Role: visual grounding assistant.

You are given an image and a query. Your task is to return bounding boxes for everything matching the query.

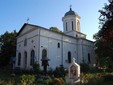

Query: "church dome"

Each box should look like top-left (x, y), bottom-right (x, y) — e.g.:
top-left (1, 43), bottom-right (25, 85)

top-left (64, 8), bottom-right (78, 17)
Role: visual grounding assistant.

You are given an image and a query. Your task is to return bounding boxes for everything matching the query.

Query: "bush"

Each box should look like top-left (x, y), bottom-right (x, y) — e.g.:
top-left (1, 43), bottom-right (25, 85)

top-left (47, 68), bottom-right (53, 77)
top-left (80, 63), bottom-right (90, 73)
top-left (53, 78), bottom-right (65, 85)
top-left (13, 67), bottom-right (22, 75)
top-left (20, 75), bottom-right (35, 85)
top-left (13, 67), bottom-right (36, 75)
top-left (33, 63), bottom-right (40, 74)
top-left (81, 73), bottom-right (103, 85)
top-left (103, 74), bottom-right (113, 81)
top-left (0, 79), bottom-right (14, 85)
top-left (53, 65), bottom-right (66, 77)
top-left (106, 68), bottom-right (113, 72)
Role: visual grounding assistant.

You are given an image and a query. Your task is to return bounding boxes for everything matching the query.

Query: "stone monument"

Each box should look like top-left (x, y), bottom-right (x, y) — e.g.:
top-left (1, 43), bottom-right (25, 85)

top-left (69, 58), bottom-right (80, 80)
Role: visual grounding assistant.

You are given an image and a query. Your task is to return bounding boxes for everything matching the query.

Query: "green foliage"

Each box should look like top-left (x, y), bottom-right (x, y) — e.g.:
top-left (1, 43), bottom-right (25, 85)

top-left (81, 73), bottom-right (113, 85)
top-left (33, 63), bottom-right (40, 74)
top-left (53, 78), bottom-right (65, 85)
top-left (47, 68), bottom-right (53, 77)
top-left (20, 75), bottom-right (35, 85)
top-left (0, 31), bottom-right (17, 67)
top-left (53, 65), bottom-right (66, 77)
top-left (103, 74), bottom-right (113, 81)
top-left (36, 77), bottom-right (65, 85)
top-left (80, 63), bottom-right (90, 73)
top-left (49, 27), bottom-right (62, 33)
top-left (94, 1), bottom-right (113, 68)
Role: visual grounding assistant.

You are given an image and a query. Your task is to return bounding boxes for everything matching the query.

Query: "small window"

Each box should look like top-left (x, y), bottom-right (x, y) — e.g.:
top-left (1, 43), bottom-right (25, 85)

top-left (68, 51), bottom-right (71, 63)
top-left (30, 50), bottom-right (35, 66)
top-left (42, 49), bottom-right (47, 60)
top-left (24, 38), bottom-right (27, 46)
top-left (58, 43), bottom-right (60, 48)
top-left (24, 51), bottom-right (27, 68)
top-left (88, 53), bottom-right (91, 63)
top-left (18, 53), bottom-right (21, 66)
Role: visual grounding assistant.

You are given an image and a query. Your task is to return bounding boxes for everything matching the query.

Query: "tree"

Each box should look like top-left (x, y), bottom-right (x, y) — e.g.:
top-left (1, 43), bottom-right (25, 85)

top-left (0, 30), bottom-right (17, 67)
top-left (49, 27), bottom-right (62, 33)
top-left (94, 1), bottom-right (113, 68)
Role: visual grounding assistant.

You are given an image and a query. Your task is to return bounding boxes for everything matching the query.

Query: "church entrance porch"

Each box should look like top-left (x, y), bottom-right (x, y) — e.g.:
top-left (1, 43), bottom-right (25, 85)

top-left (41, 59), bottom-right (49, 75)
top-left (41, 49), bottom-right (49, 75)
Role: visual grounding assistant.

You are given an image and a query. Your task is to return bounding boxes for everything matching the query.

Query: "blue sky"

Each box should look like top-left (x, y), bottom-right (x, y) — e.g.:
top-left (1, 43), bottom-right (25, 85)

top-left (0, 0), bottom-right (108, 41)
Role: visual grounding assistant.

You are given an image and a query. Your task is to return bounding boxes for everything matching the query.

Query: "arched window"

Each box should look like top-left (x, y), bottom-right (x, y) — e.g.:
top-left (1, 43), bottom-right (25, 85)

top-left (68, 51), bottom-right (71, 63)
top-left (77, 21), bottom-right (80, 31)
top-left (66, 22), bottom-right (67, 31)
top-left (24, 51), bottom-right (27, 68)
top-left (42, 49), bottom-right (47, 60)
top-left (58, 42), bottom-right (60, 48)
top-left (88, 53), bottom-right (91, 63)
top-left (18, 53), bottom-right (21, 66)
top-left (72, 21), bottom-right (74, 30)
top-left (30, 50), bottom-right (35, 66)
top-left (24, 38), bottom-right (27, 46)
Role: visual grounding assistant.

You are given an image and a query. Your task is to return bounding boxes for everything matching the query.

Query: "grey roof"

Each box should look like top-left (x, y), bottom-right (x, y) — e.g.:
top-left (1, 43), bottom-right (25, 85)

top-left (64, 8), bottom-right (79, 17)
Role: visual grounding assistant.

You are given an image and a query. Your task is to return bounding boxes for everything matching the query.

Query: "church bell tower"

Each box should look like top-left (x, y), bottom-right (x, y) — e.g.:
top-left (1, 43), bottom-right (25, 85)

top-left (62, 6), bottom-right (86, 38)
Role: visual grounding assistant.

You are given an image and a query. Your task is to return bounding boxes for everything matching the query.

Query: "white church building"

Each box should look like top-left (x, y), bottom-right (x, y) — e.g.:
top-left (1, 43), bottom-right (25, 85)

top-left (15, 8), bottom-right (96, 70)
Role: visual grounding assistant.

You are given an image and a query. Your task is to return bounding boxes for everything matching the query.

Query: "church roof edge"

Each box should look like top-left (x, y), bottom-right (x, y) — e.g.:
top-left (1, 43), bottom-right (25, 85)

top-left (17, 23), bottom-right (94, 43)
top-left (16, 23), bottom-right (49, 37)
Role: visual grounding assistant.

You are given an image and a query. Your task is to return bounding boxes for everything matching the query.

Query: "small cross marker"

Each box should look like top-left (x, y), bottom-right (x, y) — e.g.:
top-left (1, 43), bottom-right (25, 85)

top-left (70, 5), bottom-right (72, 8)
top-left (26, 18), bottom-right (30, 23)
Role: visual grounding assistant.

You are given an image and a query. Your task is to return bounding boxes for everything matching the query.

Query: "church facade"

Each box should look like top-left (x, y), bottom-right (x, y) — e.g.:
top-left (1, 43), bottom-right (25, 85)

top-left (15, 8), bottom-right (96, 70)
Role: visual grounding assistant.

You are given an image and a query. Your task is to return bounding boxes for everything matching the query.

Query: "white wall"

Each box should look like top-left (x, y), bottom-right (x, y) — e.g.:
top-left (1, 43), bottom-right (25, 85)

top-left (16, 25), bottom-right (39, 69)
top-left (77, 39), bottom-right (96, 66)
top-left (16, 24), bottom-right (96, 70)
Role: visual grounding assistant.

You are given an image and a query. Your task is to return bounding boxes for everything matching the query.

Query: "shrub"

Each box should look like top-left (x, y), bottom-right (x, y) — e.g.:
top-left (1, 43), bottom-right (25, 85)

top-left (53, 65), bottom-right (66, 77)
top-left (20, 75), bottom-right (35, 85)
top-left (46, 78), bottom-right (53, 85)
top-left (13, 67), bottom-right (22, 75)
top-left (21, 69), bottom-right (34, 75)
top-left (54, 78), bottom-right (65, 85)
top-left (81, 73), bottom-right (104, 84)
top-left (103, 74), bottom-right (113, 81)
top-left (80, 63), bottom-right (90, 73)
top-left (33, 63), bottom-right (40, 74)
top-left (0, 79), bottom-right (16, 85)
top-left (106, 68), bottom-right (113, 72)
top-left (47, 68), bottom-right (53, 77)
top-left (82, 73), bottom-right (93, 83)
